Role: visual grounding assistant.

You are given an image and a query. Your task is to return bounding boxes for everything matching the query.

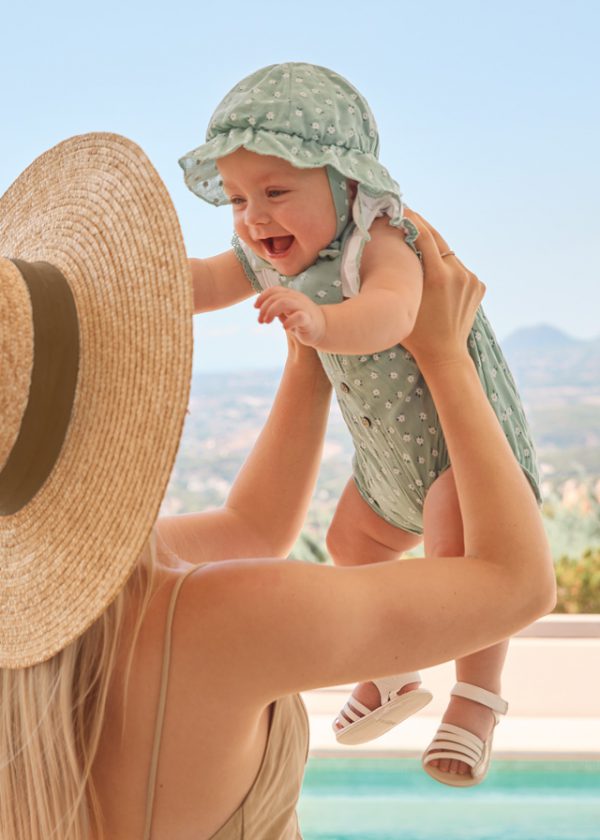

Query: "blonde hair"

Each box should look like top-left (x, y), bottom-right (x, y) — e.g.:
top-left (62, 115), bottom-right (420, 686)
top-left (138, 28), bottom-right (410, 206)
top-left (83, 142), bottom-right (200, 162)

top-left (0, 526), bottom-right (165, 840)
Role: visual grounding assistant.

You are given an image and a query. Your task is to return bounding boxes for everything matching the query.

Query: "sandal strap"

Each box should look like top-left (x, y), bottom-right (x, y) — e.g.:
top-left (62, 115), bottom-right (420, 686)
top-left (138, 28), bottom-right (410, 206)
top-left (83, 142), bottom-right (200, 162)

top-left (337, 697), bottom-right (372, 725)
top-left (451, 681), bottom-right (508, 722)
top-left (371, 672), bottom-right (421, 704)
top-left (424, 749), bottom-right (479, 768)
top-left (432, 722), bottom-right (484, 751)
top-left (423, 722), bottom-right (485, 767)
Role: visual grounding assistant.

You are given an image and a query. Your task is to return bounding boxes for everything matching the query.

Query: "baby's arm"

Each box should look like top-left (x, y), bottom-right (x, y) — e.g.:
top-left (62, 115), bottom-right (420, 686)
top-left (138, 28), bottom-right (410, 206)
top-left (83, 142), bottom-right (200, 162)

top-left (190, 249), bottom-right (254, 314)
top-left (255, 218), bottom-right (423, 353)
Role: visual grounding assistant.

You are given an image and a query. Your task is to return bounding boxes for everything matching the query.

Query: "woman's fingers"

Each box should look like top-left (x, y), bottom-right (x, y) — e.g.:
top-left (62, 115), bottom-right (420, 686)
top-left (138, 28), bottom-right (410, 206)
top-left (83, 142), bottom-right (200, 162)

top-left (282, 311), bottom-right (310, 332)
top-left (404, 212), bottom-right (448, 278)
top-left (404, 207), bottom-right (452, 256)
top-left (404, 207), bottom-right (475, 277)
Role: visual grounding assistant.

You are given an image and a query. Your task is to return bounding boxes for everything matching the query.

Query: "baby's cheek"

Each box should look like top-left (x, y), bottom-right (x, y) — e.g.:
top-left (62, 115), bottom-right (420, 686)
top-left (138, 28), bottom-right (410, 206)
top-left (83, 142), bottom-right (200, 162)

top-left (234, 223), bottom-right (255, 252)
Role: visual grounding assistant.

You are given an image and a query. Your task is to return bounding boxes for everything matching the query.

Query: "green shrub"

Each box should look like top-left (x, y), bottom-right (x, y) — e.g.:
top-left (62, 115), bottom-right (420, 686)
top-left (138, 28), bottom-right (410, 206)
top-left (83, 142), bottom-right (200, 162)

top-left (554, 548), bottom-right (600, 613)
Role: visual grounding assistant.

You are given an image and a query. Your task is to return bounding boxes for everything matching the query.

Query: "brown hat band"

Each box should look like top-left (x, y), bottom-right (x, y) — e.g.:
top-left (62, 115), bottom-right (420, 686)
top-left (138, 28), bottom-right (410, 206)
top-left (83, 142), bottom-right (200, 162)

top-left (0, 261), bottom-right (79, 516)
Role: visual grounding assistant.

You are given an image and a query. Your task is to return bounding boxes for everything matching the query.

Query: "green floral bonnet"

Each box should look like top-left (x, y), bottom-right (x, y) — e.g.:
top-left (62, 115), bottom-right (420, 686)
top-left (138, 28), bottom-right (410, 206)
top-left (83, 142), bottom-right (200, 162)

top-left (179, 62), bottom-right (415, 242)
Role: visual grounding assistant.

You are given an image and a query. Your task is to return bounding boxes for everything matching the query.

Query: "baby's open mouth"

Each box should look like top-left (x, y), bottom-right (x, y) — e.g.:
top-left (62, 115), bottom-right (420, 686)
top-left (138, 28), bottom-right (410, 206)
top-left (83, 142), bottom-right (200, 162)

top-left (263, 235), bottom-right (294, 257)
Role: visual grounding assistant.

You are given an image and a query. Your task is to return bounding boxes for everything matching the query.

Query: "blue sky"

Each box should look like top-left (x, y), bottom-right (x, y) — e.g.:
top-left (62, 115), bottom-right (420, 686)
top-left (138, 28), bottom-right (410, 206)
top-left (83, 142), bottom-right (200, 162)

top-left (2, 0), bottom-right (598, 371)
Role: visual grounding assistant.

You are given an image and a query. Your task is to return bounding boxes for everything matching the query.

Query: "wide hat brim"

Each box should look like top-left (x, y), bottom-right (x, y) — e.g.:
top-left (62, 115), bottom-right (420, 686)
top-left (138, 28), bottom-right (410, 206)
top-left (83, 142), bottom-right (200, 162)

top-left (0, 133), bottom-right (193, 668)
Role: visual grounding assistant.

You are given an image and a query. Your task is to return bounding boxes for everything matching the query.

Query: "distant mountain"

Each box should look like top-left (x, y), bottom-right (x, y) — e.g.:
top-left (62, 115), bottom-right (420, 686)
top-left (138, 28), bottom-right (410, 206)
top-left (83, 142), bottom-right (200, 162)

top-left (501, 324), bottom-right (600, 389)
top-left (503, 324), bottom-right (582, 354)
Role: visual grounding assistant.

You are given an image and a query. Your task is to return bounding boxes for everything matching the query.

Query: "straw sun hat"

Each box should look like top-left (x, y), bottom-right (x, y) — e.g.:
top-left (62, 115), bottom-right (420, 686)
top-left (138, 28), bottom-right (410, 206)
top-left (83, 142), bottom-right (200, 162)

top-left (0, 133), bottom-right (193, 669)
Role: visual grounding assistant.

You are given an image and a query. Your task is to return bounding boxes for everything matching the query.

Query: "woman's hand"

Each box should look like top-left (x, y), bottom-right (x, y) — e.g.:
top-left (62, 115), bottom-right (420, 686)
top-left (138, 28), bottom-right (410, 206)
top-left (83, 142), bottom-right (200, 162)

top-left (401, 210), bottom-right (486, 369)
top-left (283, 327), bottom-right (326, 372)
top-left (255, 286), bottom-right (326, 347)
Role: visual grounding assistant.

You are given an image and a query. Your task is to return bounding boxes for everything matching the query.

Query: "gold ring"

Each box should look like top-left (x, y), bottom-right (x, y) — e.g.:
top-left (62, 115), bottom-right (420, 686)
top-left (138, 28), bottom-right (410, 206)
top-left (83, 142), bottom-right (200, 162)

top-left (440, 250), bottom-right (456, 258)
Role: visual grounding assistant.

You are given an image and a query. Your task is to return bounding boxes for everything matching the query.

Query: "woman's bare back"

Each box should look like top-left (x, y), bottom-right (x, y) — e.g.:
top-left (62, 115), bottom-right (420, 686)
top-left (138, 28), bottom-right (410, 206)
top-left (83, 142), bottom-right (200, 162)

top-left (91, 562), bottom-right (271, 840)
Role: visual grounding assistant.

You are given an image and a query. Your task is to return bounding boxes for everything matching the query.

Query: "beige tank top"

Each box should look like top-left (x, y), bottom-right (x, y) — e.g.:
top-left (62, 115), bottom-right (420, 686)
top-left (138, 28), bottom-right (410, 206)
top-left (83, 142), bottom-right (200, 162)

top-left (142, 564), bottom-right (309, 839)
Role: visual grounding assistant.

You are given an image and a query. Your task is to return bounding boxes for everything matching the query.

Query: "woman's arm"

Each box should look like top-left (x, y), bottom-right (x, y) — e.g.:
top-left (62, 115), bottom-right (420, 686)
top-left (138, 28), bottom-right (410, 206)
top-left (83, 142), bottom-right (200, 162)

top-left (157, 337), bottom-right (332, 561)
top-left (254, 218), bottom-right (423, 354)
top-left (182, 212), bottom-right (555, 706)
top-left (190, 250), bottom-right (254, 313)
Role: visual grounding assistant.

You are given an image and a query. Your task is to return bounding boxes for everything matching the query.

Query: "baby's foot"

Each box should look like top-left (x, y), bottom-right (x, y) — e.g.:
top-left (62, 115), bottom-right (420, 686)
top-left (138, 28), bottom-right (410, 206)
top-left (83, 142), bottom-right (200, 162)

top-left (334, 679), bottom-right (421, 731)
top-left (427, 694), bottom-right (496, 778)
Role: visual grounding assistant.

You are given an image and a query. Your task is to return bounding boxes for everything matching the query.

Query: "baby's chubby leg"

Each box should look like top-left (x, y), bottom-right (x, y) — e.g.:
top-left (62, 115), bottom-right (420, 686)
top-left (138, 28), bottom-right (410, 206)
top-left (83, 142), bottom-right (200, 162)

top-left (423, 466), bottom-right (510, 779)
top-left (326, 477), bottom-right (422, 566)
top-left (328, 478), bottom-right (425, 733)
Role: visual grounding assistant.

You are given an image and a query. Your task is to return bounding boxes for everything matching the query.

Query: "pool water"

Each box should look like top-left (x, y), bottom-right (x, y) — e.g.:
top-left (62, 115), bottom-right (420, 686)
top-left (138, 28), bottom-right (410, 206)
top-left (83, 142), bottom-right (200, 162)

top-left (298, 758), bottom-right (600, 840)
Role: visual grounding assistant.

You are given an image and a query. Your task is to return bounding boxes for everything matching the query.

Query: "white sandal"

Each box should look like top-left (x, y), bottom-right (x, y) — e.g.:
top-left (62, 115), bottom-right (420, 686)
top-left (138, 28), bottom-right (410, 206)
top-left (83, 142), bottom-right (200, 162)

top-left (333, 672), bottom-right (433, 746)
top-left (422, 681), bottom-right (508, 787)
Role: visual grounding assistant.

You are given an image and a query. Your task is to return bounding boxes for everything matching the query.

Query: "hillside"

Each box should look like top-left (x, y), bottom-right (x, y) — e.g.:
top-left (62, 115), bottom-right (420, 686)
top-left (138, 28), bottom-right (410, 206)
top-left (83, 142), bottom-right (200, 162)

top-left (502, 324), bottom-right (600, 390)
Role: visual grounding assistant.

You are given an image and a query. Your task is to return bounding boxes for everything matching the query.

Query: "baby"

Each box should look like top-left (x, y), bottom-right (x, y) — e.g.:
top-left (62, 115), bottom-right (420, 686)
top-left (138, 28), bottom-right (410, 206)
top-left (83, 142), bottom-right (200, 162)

top-left (179, 62), bottom-right (542, 787)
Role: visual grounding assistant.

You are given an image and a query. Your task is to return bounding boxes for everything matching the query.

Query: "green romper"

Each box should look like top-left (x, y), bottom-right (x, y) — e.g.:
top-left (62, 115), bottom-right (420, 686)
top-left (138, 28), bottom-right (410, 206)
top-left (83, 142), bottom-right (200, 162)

top-left (179, 61), bottom-right (542, 534)
top-left (231, 201), bottom-right (541, 534)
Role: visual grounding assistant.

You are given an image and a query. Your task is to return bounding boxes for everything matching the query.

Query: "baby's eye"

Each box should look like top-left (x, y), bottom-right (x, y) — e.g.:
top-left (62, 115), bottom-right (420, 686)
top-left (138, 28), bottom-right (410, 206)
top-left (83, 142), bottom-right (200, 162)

top-left (267, 189), bottom-right (288, 198)
top-left (230, 196), bottom-right (246, 206)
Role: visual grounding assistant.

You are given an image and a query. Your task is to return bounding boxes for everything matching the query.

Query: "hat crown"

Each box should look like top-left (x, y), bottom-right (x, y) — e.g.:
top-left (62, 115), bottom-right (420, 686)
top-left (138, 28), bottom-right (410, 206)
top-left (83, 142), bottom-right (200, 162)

top-left (206, 62), bottom-right (381, 157)
top-left (0, 259), bottom-right (34, 475)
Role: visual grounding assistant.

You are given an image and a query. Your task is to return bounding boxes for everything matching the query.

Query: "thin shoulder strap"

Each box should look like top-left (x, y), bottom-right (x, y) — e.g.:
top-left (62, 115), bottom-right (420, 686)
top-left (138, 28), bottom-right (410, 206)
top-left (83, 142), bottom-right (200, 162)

top-left (143, 564), bottom-right (207, 840)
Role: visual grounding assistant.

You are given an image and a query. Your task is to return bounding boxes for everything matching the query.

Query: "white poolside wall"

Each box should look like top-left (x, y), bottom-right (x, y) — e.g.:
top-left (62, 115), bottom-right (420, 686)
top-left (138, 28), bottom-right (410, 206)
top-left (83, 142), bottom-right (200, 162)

top-left (303, 615), bottom-right (600, 759)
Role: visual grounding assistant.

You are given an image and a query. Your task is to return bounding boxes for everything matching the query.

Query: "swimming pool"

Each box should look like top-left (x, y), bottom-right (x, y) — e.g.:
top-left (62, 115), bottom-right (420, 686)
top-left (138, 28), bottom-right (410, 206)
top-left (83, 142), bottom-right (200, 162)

top-left (298, 758), bottom-right (600, 840)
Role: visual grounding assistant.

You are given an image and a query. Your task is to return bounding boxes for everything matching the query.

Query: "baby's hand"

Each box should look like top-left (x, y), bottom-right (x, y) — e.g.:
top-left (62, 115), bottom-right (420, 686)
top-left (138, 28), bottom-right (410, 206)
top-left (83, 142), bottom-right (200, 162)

top-left (254, 287), bottom-right (326, 347)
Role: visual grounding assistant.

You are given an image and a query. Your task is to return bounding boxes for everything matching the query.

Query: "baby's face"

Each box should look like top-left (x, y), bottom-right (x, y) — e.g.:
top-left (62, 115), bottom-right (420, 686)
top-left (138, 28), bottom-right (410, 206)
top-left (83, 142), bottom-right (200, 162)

top-left (217, 148), bottom-right (337, 275)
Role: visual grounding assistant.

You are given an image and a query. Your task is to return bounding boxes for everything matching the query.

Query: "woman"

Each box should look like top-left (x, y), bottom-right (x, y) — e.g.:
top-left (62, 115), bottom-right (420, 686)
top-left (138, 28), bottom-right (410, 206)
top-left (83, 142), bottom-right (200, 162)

top-left (0, 134), bottom-right (555, 840)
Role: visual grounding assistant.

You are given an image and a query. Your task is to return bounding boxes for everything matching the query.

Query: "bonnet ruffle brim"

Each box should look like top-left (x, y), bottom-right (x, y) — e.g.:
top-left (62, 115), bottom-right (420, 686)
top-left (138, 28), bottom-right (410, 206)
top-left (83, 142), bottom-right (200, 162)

top-left (178, 62), bottom-right (417, 244)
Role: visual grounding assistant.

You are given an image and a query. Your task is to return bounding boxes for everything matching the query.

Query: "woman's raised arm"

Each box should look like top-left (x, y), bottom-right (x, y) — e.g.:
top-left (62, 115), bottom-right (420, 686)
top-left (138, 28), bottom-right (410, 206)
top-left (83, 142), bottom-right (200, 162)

top-left (157, 336), bottom-right (332, 562)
